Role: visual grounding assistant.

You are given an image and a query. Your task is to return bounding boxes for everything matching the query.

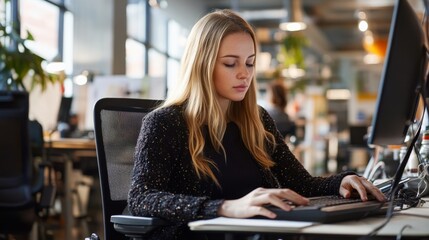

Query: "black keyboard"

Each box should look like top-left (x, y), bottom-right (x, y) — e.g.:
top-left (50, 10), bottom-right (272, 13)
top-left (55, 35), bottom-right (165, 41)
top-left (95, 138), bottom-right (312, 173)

top-left (304, 195), bottom-right (363, 208)
top-left (265, 195), bottom-right (386, 223)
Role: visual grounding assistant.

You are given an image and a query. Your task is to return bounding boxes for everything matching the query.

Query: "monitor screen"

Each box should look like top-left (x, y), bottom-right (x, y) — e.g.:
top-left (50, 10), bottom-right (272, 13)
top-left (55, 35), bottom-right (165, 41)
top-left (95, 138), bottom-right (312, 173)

top-left (57, 96), bottom-right (73, 123)
top-left (368, 0), bottom-right (427, 147)
top-left (349, 125), bottom-right (370, 147)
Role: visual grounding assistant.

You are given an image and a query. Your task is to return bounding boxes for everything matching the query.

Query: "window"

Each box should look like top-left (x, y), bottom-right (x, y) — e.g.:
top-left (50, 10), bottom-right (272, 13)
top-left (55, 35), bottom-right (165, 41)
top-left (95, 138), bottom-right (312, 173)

top-left (167, 58), bottom-right (180, 95)
top-left (150, 7), bottom-right (167, 52)
top-left (126, 0), bottom-right (189, 97)
top-left (168, 19), bottom-right (187, 59)
top-left (148, 48), bottom-right (166, 78)
top-left (20, 0), bottom-right (60, 60)
top-left (126, 38), bottom-right (146, 78)
top-left (0, 1), bottom-right (5, 24)
top-left (127, 0), bottom-right (146, 42)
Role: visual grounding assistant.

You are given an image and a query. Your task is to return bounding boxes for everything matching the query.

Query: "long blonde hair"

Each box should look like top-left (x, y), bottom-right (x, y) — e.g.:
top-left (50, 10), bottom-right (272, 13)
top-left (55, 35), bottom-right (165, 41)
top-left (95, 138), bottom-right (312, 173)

top-left (163, 9), bottom-right (276, 185)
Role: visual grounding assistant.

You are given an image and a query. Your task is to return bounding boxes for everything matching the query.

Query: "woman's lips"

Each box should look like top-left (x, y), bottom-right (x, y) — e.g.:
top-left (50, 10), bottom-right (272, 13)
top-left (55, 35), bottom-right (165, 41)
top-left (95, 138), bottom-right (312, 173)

top-left (233, 85), bottom-right (248, 92)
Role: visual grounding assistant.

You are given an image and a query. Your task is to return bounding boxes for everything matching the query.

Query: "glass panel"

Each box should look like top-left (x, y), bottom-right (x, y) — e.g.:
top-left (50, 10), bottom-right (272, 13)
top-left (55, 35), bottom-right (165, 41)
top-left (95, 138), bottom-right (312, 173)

top-left (168, 20), bottom-right (188, 59)
top-left (63, 11), bottom-right (74, 75)
top-left (148, 48), bottom-right (166, 78)
top-left (150, 7), bottom-right (167, 52)
top-left (126, 38), bottom-right (146, 78)
top-left (20, 0), bottom-right (59, 60)
top-left (127, 0), bottom-right (146, 42)
top-left (167, 58), bottom-right (180, 96)
top-left (0, 1), bottom-right (5, 24)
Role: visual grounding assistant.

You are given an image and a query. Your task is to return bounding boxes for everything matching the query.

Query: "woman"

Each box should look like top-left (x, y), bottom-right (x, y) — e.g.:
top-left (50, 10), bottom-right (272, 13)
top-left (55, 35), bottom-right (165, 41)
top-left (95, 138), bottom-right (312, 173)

top-left (128, 9), bottom-right (385, 239)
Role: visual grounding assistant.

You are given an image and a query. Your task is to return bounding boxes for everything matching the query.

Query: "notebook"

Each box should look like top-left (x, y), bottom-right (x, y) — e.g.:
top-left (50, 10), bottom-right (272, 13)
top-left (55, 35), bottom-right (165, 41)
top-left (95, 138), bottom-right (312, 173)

top-left (188, 217), bottom-right (315, 232)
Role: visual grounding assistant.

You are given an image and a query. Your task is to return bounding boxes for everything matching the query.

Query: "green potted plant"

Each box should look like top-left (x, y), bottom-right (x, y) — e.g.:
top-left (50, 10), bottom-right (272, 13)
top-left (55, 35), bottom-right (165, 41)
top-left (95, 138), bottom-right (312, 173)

top-left (279, 33), bottom-right (308, 70)
top-left (0, 15), bottom-right (60, 92)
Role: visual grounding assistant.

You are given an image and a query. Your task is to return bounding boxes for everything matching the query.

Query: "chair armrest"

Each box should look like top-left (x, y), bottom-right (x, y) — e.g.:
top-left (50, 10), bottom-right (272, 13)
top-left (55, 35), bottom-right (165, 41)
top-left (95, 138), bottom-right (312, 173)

top-left (111, 215), bottom-right (169, 236)
top-left (32, 161), bottom-right (56, 209)
top-left (31, 162), bottom-right (49, 194)
top-left (111, 215), bottom-right (168, 226)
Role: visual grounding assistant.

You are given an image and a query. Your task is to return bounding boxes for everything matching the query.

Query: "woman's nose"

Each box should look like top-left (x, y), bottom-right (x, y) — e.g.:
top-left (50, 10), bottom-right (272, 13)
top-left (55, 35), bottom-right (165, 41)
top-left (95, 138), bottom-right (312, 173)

top-left (237, 65), bottom-right (250, 79)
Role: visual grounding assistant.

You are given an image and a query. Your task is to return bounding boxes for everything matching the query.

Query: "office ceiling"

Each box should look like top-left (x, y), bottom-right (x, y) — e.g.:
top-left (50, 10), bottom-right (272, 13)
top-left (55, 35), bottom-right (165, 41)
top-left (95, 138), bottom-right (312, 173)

top-left (202, 0), bottom-right (422, 56)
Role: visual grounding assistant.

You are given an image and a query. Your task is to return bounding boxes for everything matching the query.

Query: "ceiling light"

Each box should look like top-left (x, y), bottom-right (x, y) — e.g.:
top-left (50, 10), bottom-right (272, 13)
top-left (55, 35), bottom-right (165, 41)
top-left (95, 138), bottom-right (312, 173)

top-left (149, 0), bottom-right (168, 8)
top-left (279, 0), bottom-right (307, 32)
top-left (280, 22), bottom-right (307, 32)
top-left (358, 20), bottom-right (368, 32)
top-left (44, 54), bottom-right (65, 74)
top-left (73, 70), bottom-right (94, 86)
top-left (281, 65), bottom-right (305, 79)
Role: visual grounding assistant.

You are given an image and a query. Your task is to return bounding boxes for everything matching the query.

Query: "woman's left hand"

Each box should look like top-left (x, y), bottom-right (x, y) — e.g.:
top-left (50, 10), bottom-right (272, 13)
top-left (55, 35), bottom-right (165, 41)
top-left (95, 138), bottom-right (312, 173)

top-left (339, 175), bottom-right (386, 202)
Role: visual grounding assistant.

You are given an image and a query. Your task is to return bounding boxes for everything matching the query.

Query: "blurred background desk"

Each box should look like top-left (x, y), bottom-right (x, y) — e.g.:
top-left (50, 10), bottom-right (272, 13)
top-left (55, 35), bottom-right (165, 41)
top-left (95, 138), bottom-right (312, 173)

top-left (44, 138), bottom-right (96, 240)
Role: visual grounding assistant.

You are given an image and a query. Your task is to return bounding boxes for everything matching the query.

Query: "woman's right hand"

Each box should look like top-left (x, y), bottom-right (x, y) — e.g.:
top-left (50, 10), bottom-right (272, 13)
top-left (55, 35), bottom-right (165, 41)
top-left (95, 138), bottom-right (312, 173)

top-left (217, 187), bottom-right (309, 219)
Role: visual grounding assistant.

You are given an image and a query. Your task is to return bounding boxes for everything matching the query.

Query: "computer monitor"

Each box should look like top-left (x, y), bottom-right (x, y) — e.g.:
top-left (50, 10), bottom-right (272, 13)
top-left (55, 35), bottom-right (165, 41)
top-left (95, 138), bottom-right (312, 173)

top-left (367, 0), bottom-right (428, 199)
top-left (57, 96), bottom-right (73, 123)
top-left (349, 125), bottom-right (370, 147)
top-left (368, 0), bottom-right (427, 147)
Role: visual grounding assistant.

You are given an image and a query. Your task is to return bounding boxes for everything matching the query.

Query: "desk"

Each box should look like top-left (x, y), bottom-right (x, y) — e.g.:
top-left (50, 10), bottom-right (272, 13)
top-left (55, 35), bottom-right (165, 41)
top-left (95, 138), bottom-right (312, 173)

top-left (45, 138), bottom-right (96, 240)
top-left (190, 198), bottom-right (429, 239)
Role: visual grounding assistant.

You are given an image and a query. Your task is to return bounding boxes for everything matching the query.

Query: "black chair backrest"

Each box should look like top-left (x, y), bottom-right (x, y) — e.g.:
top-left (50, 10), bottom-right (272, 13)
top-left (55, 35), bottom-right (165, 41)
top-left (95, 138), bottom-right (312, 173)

top-left (93, 97), bottom-right (162, 240)
top-left (0, 91), bottom-right (35, 234)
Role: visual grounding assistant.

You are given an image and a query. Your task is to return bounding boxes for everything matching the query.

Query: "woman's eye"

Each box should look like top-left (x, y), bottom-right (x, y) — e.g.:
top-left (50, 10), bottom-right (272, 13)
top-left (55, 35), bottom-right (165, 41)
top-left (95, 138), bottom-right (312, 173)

top-left (224, 63), bottom-right (235, 67)
top-left (246, 63), bottom-right (254, 67)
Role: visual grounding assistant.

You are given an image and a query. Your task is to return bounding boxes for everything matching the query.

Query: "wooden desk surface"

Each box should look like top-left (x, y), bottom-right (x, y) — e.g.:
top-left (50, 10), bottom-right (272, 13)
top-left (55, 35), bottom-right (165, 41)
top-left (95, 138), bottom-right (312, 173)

top-left (44, 138), bottom-right (96, 150)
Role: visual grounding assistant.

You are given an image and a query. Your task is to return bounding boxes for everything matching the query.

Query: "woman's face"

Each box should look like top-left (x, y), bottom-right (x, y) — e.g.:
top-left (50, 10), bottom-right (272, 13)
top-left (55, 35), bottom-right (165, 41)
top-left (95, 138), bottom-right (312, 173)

top-left (213, 32), bottom-right (255, 109)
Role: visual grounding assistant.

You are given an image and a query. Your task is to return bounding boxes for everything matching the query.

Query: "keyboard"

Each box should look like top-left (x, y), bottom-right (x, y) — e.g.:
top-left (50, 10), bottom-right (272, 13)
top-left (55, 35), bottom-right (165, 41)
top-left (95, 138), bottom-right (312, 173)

top-left (265, 195), bottom-right (387, 223)
top-left (303, 195), bottom-right (364, 207)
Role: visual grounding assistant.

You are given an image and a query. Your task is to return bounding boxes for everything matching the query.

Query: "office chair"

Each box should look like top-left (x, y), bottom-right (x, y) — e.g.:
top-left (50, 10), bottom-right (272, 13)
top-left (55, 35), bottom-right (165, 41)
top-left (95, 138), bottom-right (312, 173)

top-left (0, 91), bottom-right (52, 239)
top-left (93, 97), bottom-right (168, 240)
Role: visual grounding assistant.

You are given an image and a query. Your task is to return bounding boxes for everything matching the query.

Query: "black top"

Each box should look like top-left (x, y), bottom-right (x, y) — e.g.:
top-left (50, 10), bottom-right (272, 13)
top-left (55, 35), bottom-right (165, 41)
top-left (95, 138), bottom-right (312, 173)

top-left (128, 104), bottom-right (354, 240)
top-left (205, 122), bottom-right (263, 200)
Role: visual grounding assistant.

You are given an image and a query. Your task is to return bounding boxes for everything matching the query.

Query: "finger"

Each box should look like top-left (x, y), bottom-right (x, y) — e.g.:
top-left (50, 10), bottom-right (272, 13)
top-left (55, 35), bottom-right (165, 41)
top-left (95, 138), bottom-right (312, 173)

top-left (268, 188), bottom-right (309, 205)
top-left (281, 189), bottom-right (310, 205)
top-left (249, 205), bottom-right (277, 219)
top-left (252, 189), bottom-right (308, 211)
top-left (339, 187), bottom-right (352, 198)
top-left (361, 179), bottom-right (387, 202)
top-left (353, 178), bottom-right (369, 201)
top-left (340, 175), bottom-right (367, 200)
top-left (251, 191), bottom-right (293, 211)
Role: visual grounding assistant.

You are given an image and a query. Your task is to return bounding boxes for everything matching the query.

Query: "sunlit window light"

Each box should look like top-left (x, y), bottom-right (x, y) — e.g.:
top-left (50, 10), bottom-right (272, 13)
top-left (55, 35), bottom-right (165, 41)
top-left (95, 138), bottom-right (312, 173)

top-left (326, 89), bottom-right (351, 100)
top-left (363, 53), bottom-right (382, 64)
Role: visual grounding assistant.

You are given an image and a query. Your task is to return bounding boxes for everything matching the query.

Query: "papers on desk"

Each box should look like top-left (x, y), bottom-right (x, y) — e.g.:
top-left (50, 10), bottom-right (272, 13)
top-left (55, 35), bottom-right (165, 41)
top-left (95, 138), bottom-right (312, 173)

top-left (188, 217), bottom-right (315, 233)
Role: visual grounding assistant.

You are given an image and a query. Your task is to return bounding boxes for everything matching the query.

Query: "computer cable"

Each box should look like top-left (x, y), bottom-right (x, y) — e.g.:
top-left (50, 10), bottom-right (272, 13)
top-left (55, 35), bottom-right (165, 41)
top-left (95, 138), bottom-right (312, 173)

top-left (396, 224), bottom-right (412, 240)
top-left (416, 162), bottom-right (429, 197)
top-left (394, 189), bottom-right (422, 210)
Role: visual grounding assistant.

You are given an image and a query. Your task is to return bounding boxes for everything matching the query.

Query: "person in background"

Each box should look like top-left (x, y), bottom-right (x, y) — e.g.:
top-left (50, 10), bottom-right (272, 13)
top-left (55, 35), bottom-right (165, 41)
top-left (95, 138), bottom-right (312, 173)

top-left (128, 9), bottom-right (386, 240)
top-left (266, 80), bottom-right (296, 140)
